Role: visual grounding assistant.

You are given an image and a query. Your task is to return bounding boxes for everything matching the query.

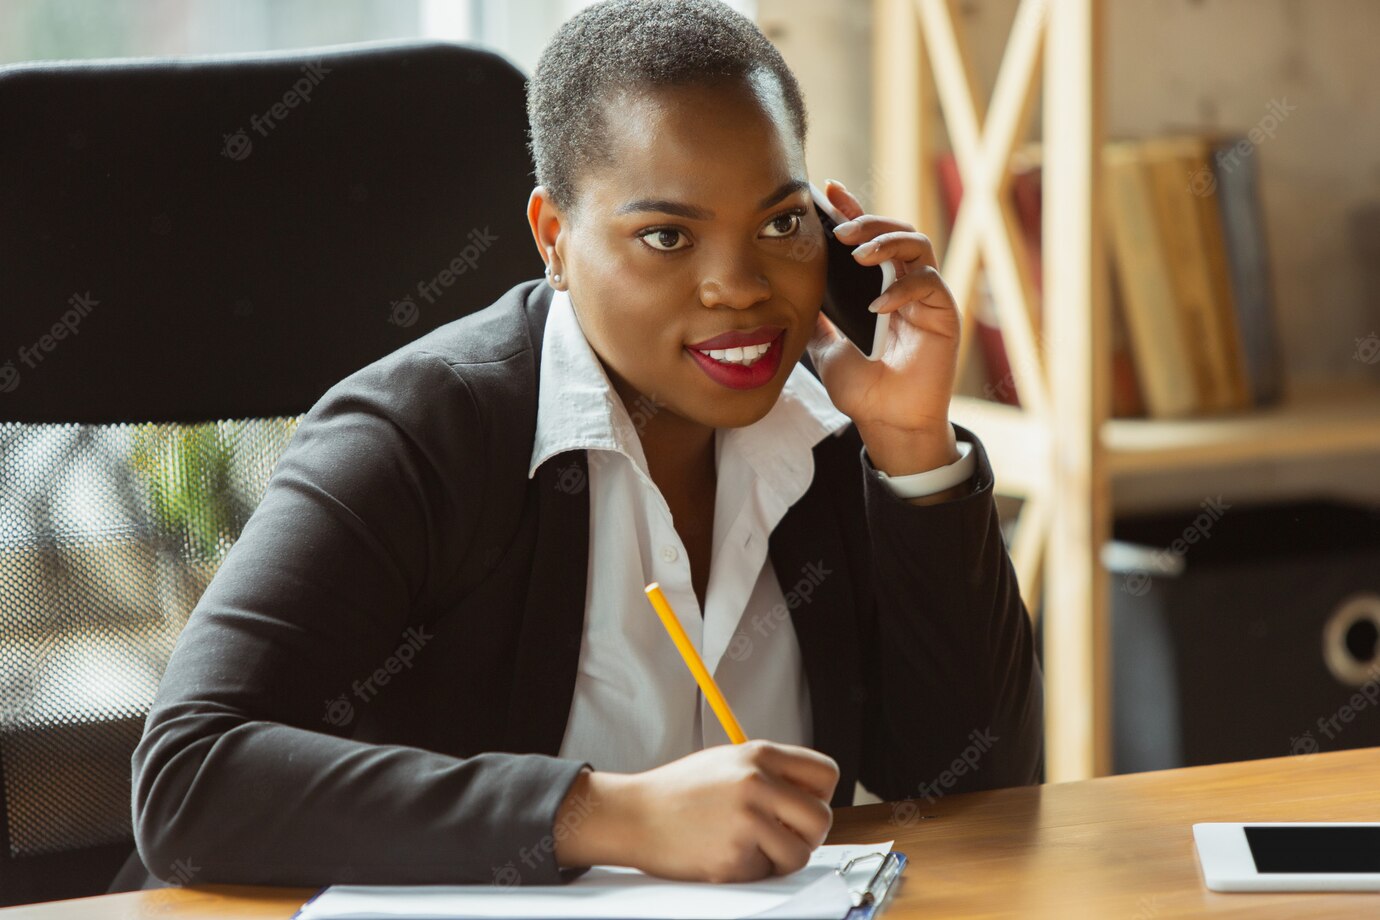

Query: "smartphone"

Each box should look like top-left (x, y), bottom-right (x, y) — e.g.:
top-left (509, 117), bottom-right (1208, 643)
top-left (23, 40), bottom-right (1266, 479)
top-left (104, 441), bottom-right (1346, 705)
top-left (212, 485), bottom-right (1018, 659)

top-left (809, 181), bottom-right (897, 361)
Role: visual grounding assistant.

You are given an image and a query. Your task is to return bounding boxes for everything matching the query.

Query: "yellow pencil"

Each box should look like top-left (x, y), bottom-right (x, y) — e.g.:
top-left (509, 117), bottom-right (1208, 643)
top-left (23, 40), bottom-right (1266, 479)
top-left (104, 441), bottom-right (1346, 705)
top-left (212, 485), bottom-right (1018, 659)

top-left (643, 582), bottom-right (749, 744)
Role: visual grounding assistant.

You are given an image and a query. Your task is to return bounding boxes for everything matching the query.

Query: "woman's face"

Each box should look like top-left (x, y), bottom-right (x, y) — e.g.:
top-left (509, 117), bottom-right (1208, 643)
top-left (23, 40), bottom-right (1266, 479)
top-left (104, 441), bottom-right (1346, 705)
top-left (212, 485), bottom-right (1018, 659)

top-left (533, 75), bottom-right (827, 435)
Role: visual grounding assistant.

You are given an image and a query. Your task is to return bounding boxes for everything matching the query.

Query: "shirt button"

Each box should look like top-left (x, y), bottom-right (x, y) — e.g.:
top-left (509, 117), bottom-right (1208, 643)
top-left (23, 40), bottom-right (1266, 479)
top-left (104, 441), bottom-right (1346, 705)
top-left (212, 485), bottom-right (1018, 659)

top-left (661, 545), bottom-right (679, 563)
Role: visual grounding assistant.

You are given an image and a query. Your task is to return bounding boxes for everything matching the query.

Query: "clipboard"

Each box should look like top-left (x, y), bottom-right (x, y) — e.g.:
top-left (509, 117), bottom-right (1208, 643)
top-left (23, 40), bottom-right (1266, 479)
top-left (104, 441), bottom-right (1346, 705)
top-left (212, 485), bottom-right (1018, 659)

top-left (291, 847), bottom-right (908, 920)
top-left (837, 850), bottom-right (907, 920)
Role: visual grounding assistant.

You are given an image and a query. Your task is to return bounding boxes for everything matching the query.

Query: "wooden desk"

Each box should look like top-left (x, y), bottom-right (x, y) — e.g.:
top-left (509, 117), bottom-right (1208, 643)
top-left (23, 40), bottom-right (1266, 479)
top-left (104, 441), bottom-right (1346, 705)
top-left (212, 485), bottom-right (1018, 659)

top-left (4, 747), bottom-right (1377, 919)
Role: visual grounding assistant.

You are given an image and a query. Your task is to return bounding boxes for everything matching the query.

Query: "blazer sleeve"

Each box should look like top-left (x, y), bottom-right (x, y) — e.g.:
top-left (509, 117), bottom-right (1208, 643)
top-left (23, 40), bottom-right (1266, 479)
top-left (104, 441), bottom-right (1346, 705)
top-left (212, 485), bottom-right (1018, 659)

top-left (131, 349), bottom-right (594, 887)
top-left (854, 424), bottom-right (1045, 802)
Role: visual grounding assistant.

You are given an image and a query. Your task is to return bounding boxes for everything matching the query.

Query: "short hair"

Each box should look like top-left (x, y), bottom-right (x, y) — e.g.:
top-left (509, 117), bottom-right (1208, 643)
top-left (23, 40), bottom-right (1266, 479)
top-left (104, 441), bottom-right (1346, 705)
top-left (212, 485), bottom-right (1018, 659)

top-left (526, 0), bottom-right (808, 215)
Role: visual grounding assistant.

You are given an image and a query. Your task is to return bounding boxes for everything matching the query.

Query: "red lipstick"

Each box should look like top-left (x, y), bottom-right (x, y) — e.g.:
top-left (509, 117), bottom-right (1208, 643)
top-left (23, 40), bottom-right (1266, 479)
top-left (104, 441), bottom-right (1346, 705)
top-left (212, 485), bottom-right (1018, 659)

top-left (685, 329), bottom-right (786, 391)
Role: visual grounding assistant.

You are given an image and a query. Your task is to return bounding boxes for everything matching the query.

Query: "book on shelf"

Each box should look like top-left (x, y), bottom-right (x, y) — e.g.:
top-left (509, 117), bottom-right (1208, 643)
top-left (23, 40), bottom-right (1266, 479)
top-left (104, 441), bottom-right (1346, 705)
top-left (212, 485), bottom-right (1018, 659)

top-left (1103, 133), bottom-right (1285, 418)
top-left (1208, 134), bottom-right (1286, 406)
top-left (1139, 136), bottom-right (1252, 412)
top-left (937, 131), bottom-right (1286, 420)
top-left (938, 145), bottom-right (1143, 417)
top-left (1107, 259), bottom-right (1148, 418)
top-left (1102, 141), bottom-right (1199, 418)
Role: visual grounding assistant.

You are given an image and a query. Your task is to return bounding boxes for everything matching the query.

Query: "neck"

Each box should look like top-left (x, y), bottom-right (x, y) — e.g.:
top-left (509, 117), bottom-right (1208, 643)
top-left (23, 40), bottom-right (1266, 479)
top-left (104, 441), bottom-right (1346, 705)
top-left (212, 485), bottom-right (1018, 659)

top-left (610, 377), bottom-right (716, 498)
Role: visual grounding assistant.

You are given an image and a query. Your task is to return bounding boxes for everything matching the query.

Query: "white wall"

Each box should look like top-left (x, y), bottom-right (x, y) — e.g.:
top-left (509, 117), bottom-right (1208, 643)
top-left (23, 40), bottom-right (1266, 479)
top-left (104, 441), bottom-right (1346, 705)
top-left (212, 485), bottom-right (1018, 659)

top-left (757, 0), bottom-right (873, 199)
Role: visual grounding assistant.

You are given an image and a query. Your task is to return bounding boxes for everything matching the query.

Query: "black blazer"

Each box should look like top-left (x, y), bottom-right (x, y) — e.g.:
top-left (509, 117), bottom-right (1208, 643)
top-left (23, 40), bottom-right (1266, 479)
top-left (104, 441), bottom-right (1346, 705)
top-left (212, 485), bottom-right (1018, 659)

top-left (128, 278), bottom-right (1044, 888)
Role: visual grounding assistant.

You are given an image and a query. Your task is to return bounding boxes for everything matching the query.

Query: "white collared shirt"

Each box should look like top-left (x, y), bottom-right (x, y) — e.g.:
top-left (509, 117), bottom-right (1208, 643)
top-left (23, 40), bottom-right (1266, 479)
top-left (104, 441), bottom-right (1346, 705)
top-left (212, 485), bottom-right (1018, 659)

top-left (530, 289), bottom-right (856, 775)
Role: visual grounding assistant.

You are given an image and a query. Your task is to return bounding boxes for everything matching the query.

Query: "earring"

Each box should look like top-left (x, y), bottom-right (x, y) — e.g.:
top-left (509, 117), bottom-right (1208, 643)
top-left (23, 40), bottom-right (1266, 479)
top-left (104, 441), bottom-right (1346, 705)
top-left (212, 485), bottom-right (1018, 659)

top-left (552, 273), bottom-right (562, 284)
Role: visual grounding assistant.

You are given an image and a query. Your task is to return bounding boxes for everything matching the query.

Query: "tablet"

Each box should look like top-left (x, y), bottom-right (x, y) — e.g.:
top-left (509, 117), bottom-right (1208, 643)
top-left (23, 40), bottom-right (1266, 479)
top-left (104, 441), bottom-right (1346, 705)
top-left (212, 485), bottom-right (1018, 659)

top-left (1193, 822), bottom-right (1380, 891)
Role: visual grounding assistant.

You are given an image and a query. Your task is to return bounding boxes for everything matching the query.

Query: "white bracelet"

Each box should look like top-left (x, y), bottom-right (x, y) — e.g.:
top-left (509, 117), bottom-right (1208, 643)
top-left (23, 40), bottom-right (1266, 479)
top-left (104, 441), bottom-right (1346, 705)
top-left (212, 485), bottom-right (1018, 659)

top-left (872, 440), bottom-right (975, 499)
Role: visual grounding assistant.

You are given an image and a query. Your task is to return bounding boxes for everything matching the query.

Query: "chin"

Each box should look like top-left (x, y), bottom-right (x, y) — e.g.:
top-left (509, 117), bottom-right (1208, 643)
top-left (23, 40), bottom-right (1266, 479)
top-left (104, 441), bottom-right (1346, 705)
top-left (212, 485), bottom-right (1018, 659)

top-left (704, 386), bottom-right (784, 429)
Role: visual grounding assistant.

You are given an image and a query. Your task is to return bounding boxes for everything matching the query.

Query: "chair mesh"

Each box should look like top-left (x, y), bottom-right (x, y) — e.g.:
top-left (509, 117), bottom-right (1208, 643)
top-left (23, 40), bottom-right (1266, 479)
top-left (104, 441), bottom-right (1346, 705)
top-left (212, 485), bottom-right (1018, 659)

top-left (0, 418), bottom-right (299, 858)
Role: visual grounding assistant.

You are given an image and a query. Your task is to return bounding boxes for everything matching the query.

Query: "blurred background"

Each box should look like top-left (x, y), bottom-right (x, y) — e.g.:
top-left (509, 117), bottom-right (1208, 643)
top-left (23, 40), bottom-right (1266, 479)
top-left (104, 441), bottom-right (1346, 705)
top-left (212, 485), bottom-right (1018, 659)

top-left (8, 0), bottom-right (1378, 504)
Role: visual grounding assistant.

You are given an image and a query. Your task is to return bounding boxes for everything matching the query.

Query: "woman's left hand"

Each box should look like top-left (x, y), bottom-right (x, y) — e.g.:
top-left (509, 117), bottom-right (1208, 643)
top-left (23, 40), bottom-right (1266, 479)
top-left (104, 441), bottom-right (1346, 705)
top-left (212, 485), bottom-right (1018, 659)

top-left (805, 179), bottom-right (962, 477)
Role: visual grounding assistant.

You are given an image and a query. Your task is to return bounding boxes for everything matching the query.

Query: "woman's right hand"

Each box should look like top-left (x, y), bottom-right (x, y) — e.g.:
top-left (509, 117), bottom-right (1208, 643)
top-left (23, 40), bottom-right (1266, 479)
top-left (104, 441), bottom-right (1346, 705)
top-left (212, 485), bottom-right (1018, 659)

top-left (555, 739), bottom-right (840, 883)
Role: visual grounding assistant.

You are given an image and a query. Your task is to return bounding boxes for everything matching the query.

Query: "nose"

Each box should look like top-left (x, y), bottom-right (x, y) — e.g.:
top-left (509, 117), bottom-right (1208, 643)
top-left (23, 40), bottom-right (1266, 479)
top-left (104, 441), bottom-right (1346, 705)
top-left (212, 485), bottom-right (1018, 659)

top-left (697, 250), bottom-right (771, 310)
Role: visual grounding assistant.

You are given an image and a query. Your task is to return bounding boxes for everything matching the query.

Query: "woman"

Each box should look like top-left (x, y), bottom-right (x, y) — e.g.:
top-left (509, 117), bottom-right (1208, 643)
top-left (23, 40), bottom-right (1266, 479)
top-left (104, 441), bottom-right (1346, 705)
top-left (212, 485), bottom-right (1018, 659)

top-left (131, 0), bottom-right (1043, 890)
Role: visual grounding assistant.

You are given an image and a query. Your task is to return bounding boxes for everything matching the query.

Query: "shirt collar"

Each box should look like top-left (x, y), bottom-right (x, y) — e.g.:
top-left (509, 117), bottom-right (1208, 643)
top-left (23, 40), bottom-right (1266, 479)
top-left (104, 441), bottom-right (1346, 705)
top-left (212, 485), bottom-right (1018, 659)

top-left (529, 287), bottom-right (852, 481)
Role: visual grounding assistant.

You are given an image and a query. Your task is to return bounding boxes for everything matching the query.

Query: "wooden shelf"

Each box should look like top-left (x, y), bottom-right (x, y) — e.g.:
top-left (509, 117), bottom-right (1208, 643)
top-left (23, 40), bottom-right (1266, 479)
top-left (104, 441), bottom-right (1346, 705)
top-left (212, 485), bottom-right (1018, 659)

top-left (875, 0), bottom-right (1380, 783)
top-left (957, 383), bottom-right (1380, 485)
top-left (1105, 382), bottom-right (1380, 476)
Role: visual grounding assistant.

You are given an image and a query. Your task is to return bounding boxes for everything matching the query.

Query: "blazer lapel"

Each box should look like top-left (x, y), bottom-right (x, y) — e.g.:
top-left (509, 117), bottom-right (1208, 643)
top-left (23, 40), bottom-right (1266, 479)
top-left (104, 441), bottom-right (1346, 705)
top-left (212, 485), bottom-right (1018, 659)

top-left (502, 447), bottom-right (591, 756)
top-left (502, 282), bottom-right (589, 757)
top-left (768, 471), bottom-right (864, 804)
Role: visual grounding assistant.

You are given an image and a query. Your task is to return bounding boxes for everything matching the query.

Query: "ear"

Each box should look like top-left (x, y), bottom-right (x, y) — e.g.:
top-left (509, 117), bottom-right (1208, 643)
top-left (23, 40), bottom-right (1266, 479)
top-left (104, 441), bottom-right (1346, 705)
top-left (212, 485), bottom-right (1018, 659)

top-left (527, 186), bottom-right (567, 279)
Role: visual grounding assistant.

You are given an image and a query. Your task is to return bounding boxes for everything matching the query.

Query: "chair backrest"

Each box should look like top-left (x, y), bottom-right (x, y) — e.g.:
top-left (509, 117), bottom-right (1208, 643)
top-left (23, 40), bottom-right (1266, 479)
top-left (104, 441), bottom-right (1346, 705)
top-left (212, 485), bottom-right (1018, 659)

top-left (0, 38), bottom-right (537, 905)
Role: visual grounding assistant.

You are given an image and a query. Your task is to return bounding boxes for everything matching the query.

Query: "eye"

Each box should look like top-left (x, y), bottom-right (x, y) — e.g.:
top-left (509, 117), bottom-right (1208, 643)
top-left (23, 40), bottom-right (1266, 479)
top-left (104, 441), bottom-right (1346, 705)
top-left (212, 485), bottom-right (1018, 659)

top-left (761, 208), bottom-right (806, 239)
top-left (637, 227), bottom-right (690, 253)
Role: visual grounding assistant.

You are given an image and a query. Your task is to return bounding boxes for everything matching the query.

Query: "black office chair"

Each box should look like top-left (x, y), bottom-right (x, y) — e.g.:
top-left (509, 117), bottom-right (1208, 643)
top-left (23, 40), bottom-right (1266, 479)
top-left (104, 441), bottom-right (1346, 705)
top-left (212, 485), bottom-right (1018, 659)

top-left (0, 38), bottom-right (539, 906)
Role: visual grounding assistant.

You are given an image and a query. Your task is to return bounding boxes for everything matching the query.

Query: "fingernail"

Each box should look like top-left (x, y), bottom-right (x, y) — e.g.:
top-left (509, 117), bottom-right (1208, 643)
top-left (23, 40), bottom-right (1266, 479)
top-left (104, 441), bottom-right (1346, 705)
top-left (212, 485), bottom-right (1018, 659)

top-left (852, 240), bottom-right (878, 257)
top-left (867, 293), bottom-right (890, 313)
top-left (832, 219), bottom-right (858, 237)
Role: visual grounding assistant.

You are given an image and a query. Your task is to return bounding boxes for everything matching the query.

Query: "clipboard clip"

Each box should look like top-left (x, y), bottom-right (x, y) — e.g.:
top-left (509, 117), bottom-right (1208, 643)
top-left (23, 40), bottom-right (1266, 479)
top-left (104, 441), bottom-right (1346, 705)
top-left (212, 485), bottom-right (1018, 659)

top-left (834, 850), bottom-right (904, 908)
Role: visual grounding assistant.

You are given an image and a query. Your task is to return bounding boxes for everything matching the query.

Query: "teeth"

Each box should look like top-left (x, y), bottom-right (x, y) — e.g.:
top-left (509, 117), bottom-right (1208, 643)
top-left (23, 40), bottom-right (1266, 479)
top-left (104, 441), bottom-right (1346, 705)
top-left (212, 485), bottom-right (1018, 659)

top-left (697, 342), bottom-right (772, 366)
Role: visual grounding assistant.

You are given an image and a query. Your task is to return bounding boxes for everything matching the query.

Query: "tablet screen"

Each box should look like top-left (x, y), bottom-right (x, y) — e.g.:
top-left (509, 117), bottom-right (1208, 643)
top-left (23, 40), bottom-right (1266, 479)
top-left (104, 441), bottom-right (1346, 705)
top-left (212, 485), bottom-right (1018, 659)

top-left (1245, 826), bottom-right (1380, 873)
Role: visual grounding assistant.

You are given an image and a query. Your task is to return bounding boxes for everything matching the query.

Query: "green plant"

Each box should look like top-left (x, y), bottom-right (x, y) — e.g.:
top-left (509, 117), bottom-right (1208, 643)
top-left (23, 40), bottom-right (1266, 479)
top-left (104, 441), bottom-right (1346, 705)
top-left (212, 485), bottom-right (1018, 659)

top-left (130, 423), bottom-right (254, 563)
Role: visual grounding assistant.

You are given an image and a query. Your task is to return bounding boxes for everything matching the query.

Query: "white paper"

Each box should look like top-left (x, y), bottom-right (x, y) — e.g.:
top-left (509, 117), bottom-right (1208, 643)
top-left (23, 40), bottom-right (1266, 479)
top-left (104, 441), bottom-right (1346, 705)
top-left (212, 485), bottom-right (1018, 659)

top-left (292, 841), bottom-right (894, 920)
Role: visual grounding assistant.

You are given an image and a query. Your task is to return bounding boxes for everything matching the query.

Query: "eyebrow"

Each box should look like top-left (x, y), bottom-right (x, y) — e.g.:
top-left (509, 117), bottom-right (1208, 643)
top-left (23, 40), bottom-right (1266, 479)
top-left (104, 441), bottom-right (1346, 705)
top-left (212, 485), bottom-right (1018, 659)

top-left (613, 178), bottom-right (810, 220)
